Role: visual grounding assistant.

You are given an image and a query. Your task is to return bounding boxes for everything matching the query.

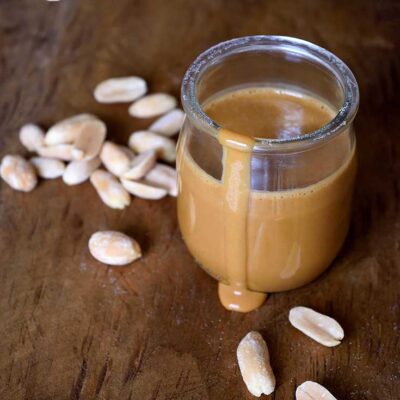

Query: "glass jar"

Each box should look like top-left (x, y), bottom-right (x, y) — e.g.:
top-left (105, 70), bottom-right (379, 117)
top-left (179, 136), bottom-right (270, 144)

top-left (177, 36), bottom-right (359, 312)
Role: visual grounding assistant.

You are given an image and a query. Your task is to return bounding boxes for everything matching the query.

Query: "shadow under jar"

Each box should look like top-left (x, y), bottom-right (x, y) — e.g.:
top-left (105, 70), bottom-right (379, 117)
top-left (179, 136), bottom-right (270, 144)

top-left (177, 36), bottom-right (359, 312)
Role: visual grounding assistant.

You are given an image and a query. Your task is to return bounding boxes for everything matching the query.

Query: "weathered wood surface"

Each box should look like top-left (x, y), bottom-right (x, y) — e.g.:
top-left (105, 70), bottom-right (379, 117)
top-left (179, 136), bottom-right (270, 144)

top-left (0, 1), bottom-right (399, 399)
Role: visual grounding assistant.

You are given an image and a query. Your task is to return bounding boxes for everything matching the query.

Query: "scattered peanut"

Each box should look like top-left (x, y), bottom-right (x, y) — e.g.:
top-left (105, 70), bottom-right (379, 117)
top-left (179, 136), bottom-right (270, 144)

top-left (94, 76), bottom-right (147, 103)
top-left (37, 144), bottom-right (76, 161)
top-left (237, 331), bottom-right (276, 397)
top-left (100, 141), bottom-right (133, 176)
top-left (121, 178), bottom-right (168, 200)
top-left (45, 114), bottom-right (97, 146)
top-left (145, 163), bottom-right (177, 196)
top-left (90, 169), bottom-right (130, 209)
top-left (0, 155), bottom-right (37, 192)
top-left (30, 157), bottom-right (65, 179)
top-left (123, 150), bottom-right (156, 180)
top-left (72, 119), bottom-right (106, 161)
top-left (63, 157), bottom-right (101, 185)
top-left (19, 124), bottom-right (45, 152)
top-left (149, 109), bottom-right (185, 136)
top-left (128, 93), bottom-right (177, 118)
top-left (296, 381), bottom-right (337, 400)
top-left (89, 230), bottom-right (141, 265)
top-left (289, 306), bottom-right (344, 347)
top-left (128, 130), bottom-right (176, 162)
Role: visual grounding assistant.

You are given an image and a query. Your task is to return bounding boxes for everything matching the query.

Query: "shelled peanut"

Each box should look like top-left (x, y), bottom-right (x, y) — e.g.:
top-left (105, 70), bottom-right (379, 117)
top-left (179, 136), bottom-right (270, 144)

top-left (0, 75), bottom-right (182, 209)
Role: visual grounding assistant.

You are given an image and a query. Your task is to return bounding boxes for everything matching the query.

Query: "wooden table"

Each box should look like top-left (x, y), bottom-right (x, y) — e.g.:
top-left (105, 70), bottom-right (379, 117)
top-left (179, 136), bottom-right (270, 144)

top-left (0, 1), bottom-right (399, 399)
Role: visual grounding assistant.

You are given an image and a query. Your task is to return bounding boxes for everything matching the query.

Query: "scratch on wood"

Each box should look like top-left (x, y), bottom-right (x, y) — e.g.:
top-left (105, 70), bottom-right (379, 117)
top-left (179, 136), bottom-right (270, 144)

top-left (7, 281), bottom-right (14, 307)
top-left (174, 369), bottom-right (185, 390)
top-left (63, 200), bottom-right (71, 218)
top-left (29, 217), bottom-right (39, 237)
top-left (150, 381), bottom-right (162, 400)
top-left (123, 338), bottom-right (148, 385)
top-left (70, 359), bottom-right (88, 400)
top-left (94, 356), bottom-right (110, 396)
top-left (80, 331), bottom-right (94, 356)
top-left (214, 345), bottom-right (222, 362)
top-left (33, 283), bottom-right (45, 306)
top-left (113, 270), bottom-right (139, 297)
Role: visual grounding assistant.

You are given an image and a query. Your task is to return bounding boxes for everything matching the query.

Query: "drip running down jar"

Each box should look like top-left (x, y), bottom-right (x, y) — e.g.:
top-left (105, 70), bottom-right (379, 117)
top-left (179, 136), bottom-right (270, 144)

top-left (177, 36), bottom-right (359, 312)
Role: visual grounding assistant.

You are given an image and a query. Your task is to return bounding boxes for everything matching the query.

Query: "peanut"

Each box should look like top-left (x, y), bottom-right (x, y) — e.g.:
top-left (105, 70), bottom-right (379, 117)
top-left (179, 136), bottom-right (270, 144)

top-left (0, 155), bottom-right (37, 192)
top-left (19, 124), bottom-right (45, 152)
top-left (94, 76), bottom-right (147, 103)
top-left (128, 93), bottom-right (177, 118)
top-left (145, 163), bottom-right (177, 196)
top-left (149, 109), bottom-right (185, 136)
top-left (100, 141), bottom-right (133, 176)
top-left (90, 169), bottom-right (130, 209)
top-left (63, 157), bottom-right (101, 185)
top-left (289, 306), bottom-right (344, 347)
top-left (72, 119), bottom-right (106, 161)
top-left (123, 150), bottom-right (156, 180)
top-left (37, 144), bottom-right (76, 161)
top-left (89, 230), bottom-right (141, 265)
top-left (45, 114), bottom-right (98, 146)
top-left (237, 331), bottom-right (276, 397)
top-left (30, 157), bottom-right (65, 179)
top-left (128, 131), bottom-right (176, 163)
top-left (296, 381), bottom-right (337, 400)
top-left (120, 178), bottom-right (167, 200)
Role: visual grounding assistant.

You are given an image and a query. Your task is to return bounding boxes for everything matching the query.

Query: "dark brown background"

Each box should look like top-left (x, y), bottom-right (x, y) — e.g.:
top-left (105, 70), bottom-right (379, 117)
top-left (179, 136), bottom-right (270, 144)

top-left (0, 1), bottom-right (399, 399)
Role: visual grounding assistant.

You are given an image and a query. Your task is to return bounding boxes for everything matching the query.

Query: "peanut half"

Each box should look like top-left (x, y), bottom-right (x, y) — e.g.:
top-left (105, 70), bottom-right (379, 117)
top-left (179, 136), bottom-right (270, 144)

top-left (63, 157), bottom-right (101, 185)
top-left (120, 178), bottom-right (167, 200)
top-left (145, 163), bottom-right (177, 197)
top-left (37, 144), bottom-right (76, 161)
top-left (289, 306), bottom-right (344, 347)
top-left (123, 150), bottom-right (156, 180)
top-left (72, 119), bottom-right (106, 161)
top-left (45, 114), bottom-right (98, 146)
top-left (30, 157), bottom-right (65, 179)
top-left (89, 230), bottom-right (141, 265)
top-left (128, 93), bottom-right (177, 118)
top-left (296, 381), bottom-right (337, 400)
top-left (237, 331), bottom-right (276, 397)
top-left (94, 76), bottom-right (147, 103)
top-left (149, 109), bottom-right (185, 136)
top-left (90, 169), bottom-right (130, 209)
top-left (128, 131), bottom-right (176, 163)
top-left (100, 141), bottom-right (133, 177)
top-left (0, 155), bottom-right (38, 192)
top-left (19, 124), bottom-right (45, 152)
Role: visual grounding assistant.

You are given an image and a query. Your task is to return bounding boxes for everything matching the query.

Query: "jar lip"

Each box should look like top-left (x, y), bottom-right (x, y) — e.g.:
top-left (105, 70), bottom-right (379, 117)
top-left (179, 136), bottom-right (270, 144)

top-left (181, 35), bottom-right (359, 150)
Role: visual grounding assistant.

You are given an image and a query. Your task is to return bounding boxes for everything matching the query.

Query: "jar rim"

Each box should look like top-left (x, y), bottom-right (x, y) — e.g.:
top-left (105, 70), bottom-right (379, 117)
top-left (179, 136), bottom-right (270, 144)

top-left (181, 35), bottom-right (359, 150)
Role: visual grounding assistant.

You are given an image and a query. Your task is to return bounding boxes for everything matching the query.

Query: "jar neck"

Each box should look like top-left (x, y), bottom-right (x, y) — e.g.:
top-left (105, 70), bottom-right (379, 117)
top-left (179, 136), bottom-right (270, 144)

top-left (181, 35), bottom-right (359, 153)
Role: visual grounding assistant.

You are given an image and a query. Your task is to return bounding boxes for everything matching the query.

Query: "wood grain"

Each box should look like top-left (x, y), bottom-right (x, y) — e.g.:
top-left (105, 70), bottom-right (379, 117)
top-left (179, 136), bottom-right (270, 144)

top-left (0, 1), bottom-right (399, 399)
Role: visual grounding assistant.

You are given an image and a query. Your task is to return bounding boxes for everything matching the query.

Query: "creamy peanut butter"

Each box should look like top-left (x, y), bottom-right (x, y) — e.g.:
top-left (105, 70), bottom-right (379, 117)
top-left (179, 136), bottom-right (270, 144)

top-left (177, 87), bottom-right (356, 312)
